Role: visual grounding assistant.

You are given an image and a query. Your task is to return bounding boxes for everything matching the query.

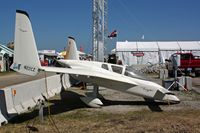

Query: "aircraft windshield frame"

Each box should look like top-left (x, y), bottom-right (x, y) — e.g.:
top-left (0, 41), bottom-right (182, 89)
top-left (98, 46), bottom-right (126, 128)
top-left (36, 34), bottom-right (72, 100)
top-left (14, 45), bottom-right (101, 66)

top-left (124, 66), bottom-right (147, 80)
top-left (111, 65), bottom-right (123, 74)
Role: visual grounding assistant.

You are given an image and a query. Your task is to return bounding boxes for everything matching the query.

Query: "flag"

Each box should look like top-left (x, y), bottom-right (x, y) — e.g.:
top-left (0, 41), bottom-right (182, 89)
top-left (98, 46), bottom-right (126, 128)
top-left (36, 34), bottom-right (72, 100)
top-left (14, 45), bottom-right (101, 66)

top-left (108, 30), bottom-right (117, 38)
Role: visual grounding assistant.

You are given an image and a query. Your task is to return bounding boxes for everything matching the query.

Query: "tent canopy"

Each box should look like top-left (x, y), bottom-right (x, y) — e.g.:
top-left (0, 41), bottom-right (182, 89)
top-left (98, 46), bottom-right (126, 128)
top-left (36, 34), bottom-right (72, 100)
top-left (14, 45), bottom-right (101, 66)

top-left (137, 42), bottom-right (158, 51)
top-left (116, 41), bottom-right (137, 51)
top-left (116, 41), bottom-right (200, 52)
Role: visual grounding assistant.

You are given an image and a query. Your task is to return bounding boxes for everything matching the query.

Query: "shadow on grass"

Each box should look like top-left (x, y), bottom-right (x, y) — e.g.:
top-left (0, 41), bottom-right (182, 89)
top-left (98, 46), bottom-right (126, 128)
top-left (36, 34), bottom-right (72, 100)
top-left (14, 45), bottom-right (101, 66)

top-left (9, 90), bottom-right (179, 124)
top-left (9, 90), bottom-right (87, 124)
top-left (102, 97), bottom-right (177, 112)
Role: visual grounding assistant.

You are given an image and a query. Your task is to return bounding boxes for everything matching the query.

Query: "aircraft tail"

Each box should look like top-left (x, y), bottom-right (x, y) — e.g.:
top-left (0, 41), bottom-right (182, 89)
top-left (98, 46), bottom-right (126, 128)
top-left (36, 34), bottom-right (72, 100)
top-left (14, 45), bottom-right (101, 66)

top-left (10, 10), bottom-right (41, 76)
top-left (65, 37), bottom-right (79, 60)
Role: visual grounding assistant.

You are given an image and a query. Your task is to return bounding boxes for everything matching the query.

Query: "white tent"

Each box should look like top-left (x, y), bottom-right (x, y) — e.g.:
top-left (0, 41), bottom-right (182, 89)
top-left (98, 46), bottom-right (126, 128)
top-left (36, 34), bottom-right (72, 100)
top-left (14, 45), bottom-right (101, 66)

top-left (137, 42), bottom-right (158, 51)
top-left (116, 41), bottom-right (200, 65)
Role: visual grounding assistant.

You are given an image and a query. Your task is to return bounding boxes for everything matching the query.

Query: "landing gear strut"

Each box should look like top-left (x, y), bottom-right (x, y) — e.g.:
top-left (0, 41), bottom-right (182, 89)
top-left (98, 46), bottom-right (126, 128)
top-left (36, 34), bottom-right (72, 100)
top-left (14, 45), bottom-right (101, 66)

top-left (80, 84), bottom-right (103, 108)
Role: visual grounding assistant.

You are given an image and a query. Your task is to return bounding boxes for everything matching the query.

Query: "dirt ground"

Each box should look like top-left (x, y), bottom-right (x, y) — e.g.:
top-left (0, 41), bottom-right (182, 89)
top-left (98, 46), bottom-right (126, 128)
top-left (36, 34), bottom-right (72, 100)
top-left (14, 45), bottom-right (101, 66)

top-left (0, 74), bottom-right (200, 133)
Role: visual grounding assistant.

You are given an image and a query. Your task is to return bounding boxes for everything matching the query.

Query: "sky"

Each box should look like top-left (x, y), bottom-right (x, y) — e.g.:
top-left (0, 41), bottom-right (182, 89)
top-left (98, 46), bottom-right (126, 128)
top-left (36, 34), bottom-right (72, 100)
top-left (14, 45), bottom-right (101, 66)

top-left (1, 0), bottom-right (200, 53)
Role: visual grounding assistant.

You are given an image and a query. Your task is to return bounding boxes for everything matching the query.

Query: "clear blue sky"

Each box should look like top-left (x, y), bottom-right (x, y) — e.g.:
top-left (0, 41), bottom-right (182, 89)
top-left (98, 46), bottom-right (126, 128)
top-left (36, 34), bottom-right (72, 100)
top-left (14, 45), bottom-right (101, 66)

top-left (1, 0), bottom-right (200, 53)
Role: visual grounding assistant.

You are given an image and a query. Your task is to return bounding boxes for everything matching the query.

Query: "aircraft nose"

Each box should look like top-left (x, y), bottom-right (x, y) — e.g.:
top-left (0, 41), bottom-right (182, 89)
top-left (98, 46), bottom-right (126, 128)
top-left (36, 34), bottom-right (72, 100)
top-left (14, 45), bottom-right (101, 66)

top-left (163, 94), bottom-right (180, 103)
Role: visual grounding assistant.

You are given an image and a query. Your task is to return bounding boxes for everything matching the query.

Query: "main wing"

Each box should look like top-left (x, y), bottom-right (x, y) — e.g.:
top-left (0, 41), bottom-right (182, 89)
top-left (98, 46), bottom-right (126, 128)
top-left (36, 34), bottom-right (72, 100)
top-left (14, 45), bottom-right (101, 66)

top-left (42, 66), bottom-right (138, 90)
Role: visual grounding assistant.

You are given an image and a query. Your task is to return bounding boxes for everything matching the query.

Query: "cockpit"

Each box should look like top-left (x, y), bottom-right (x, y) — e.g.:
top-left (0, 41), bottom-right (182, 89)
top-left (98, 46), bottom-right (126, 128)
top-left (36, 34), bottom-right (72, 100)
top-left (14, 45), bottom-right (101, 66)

top-left (101, 63), bottom-right (145, 80)
top-left (124, 66), bottom-right (145, 80)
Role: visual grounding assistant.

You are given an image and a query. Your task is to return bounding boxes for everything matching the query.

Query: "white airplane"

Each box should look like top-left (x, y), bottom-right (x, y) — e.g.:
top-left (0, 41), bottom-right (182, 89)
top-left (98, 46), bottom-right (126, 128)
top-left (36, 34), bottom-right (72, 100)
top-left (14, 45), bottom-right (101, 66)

top-left (11, 10), bottom-right (180, 108)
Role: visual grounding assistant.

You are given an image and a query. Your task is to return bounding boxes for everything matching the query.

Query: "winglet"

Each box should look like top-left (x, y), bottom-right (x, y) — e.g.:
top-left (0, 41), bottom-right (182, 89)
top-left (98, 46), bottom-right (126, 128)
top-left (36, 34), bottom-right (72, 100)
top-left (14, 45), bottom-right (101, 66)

top-left (16, 10), bottom-right (30, 19)
top-left (68, 36), bottom-right (75, 41)
top-left (65, 36), bottom-right (79, 60)
top-left (10, 10), bottom-right (41, 76)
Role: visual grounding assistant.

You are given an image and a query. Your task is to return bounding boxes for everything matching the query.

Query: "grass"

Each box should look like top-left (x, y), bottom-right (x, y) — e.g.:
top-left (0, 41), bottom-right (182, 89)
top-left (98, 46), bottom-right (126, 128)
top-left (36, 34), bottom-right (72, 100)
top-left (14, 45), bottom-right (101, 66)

top-left (0, 77), bottom-right (199, 133)
top-left (0, 108), bottom-right (200, 133)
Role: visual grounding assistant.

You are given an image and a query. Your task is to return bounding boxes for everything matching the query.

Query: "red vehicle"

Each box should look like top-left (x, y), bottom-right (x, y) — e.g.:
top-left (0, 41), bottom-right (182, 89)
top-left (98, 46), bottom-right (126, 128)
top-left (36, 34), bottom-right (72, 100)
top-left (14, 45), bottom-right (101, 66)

top-left (166, 53), bottom-right (200, 76)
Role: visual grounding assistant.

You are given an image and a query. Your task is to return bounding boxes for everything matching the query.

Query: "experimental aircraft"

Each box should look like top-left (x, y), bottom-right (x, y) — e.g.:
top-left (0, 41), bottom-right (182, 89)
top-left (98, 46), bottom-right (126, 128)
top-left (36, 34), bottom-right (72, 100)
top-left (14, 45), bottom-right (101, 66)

top-left (11, 10), bottom-right (180, 107)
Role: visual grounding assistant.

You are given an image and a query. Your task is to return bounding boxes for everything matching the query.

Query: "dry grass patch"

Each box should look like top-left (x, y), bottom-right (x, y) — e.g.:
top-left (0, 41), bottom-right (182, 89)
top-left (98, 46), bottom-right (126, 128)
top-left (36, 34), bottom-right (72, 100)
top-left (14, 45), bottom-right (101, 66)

top-left (0, 109), bottom-right (199, 133)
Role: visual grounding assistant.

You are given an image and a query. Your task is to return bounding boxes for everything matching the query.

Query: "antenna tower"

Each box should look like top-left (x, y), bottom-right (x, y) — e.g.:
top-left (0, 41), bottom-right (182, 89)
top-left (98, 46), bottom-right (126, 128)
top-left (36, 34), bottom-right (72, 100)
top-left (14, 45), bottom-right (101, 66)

top-left (92, 0), bottom-right (108, 61)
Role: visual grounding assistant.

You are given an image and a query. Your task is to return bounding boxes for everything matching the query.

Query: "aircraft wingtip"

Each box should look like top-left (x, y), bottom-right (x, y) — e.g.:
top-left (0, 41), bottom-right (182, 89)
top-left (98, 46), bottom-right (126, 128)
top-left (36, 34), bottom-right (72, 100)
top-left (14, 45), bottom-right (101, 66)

top-left (16, 10), bottom-right (29, 19)
top-left (68, 36), bottom-right (75, 41)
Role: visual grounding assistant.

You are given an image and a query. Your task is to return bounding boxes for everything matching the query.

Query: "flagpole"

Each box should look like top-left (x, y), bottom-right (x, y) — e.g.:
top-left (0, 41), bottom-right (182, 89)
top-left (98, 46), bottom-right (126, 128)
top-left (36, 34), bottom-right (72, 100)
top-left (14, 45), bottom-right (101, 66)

top-left (116, 31), bottom-right (118, 53)
top-left (116, 31), bottom-right (118, 43)
top-left (108, 30), bottom-right (118, 54)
